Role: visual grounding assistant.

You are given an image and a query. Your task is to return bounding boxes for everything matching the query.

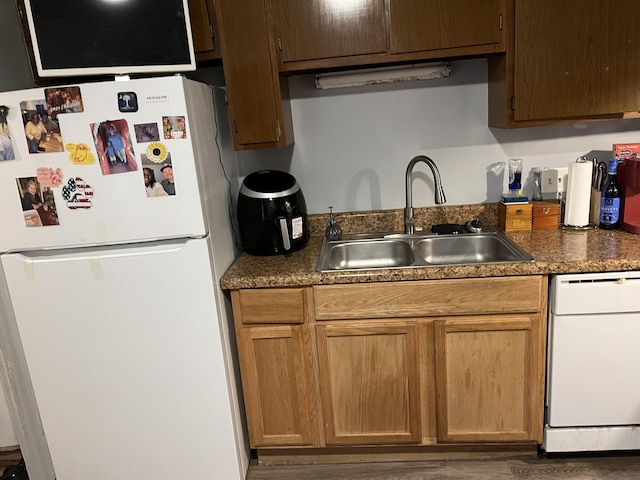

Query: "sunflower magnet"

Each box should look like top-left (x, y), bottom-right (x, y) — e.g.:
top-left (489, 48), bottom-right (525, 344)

top-left (144, 142), bottom-right (168, 163)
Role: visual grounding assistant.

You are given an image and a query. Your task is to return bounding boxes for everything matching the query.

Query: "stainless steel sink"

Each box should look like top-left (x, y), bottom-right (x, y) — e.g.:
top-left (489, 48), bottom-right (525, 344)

top-left (317, 228), bottom-right (534, 272)
top-left (416, 235), bottom-right (522, 265)
top-left (326, 240), bottom-right (415, 270)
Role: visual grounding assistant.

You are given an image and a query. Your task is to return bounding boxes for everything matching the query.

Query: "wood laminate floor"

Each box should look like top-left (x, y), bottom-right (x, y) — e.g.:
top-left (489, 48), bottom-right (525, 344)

top-left (4, 449), bottom-right (640, 479)
top-left (247, 454), bottom-right (640, 480)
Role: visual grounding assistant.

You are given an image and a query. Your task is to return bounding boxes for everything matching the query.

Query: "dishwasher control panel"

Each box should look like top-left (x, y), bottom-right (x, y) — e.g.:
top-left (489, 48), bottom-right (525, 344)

top-left (550, 271), bottom-right (640, 316)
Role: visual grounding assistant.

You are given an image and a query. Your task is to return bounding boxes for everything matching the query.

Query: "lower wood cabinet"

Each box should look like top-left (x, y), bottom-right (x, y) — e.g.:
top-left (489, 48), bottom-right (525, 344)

top-left (230, 276), bottom-right (547, 452)
top-left (316, 322), bottom-right (421, 445)
top-left (434, 315), bottom-right (544, 443)
top-left (236, 325), bottom-right (320, 447)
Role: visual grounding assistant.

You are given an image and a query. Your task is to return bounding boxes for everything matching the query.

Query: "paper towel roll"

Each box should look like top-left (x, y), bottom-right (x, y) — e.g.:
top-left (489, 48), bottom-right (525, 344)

top-left (564, 160), bottom-right (593, 227)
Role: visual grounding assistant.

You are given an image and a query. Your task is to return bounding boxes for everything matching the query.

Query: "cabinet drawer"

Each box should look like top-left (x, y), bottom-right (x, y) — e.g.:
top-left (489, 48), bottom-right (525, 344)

top-left (234, 288), bottom-right (309, 324)
top-left (314, 276), bottom-right (544, 320)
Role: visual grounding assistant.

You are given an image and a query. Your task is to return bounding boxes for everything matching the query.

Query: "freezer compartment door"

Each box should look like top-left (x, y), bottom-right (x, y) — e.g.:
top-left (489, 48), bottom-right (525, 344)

top-left (1, 238), bottom-right (242, 480)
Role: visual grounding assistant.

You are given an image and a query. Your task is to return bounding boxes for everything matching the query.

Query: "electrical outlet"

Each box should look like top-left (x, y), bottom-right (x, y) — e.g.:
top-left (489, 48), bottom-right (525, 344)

top-left (556, 167), bottom-right (569, 193)
top-left (541, 167), bottom-right (569, 194)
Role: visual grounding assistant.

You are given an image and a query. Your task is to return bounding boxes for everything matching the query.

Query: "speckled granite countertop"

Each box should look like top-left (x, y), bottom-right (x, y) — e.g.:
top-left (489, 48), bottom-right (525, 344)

top-left (221, 205), bottom-right (640, 290)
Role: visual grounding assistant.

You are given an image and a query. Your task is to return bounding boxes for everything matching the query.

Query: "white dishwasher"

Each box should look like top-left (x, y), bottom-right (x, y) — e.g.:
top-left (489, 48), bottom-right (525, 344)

top-left (543, 271), bottom-right (640, 453)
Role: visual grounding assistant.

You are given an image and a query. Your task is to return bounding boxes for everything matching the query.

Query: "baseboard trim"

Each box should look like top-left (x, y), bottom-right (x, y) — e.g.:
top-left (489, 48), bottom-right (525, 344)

top-left (256, 444), bottom-right (538, 465)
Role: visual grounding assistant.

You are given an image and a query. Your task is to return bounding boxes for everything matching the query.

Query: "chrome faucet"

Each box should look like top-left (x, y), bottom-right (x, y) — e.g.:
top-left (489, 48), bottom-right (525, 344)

top-left (404, 155), bottom-right (446, 234)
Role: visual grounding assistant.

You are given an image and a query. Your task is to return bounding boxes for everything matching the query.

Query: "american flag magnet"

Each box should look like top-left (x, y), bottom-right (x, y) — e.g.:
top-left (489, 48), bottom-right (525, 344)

top-left (62, 176), bottom-right (93, 209)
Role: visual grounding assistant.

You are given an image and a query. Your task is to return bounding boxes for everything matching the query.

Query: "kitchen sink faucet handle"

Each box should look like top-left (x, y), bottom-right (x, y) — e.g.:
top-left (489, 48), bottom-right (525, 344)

top-left (465, 219), bottom-right (483, 233)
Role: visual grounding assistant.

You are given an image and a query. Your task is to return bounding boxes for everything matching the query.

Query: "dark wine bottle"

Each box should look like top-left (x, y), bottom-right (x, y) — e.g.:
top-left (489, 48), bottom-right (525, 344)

top-left (599, 159), bottom-right (621, 230)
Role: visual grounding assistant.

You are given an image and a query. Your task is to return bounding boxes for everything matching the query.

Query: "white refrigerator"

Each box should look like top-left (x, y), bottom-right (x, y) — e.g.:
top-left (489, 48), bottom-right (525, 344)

top-left (0, 75), bottom-right (248, 480)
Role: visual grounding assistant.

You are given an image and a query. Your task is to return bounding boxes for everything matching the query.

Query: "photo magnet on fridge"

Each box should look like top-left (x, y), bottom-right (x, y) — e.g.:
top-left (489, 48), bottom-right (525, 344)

top-left (90, 120), bottom-right (138, 176)
top-left (20, 100), bottom-right (64, 154)
top-left (0, 105), bottom-right (16, 161)
top-left (134, 122), bottom-right (160, 143)
top-left (16, 176), bottom-right (60, 227)
top-left (162, 116), bottom-right (187, 139)
top-left (141, 147), bottom-right (175, 197)
top-left (44, 87), bottom-right (84, 119)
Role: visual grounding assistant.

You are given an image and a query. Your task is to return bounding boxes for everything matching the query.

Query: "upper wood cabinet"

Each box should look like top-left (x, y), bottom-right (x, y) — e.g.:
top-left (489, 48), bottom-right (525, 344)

top-left (273, 0), bottom-right (505, 72)
top-left (613, 0), bottom-right (640, 114)
top-left (389, 0), bottom-right (502, 54)
top-left (216, 0), bottom-right (294, 149)
top-left (489, 0), bottom-right (640, 128)
top-left (188, 0), bottom-right (221, 61)
top-left (215, 0), bottom-right (505, 149)
top-left (272, 0), bottom-right (387, 63)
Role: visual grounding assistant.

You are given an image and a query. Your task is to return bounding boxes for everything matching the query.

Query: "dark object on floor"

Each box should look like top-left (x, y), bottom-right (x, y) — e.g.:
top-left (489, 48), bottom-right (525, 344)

top-left (0, 458), bottom-right (28, 480)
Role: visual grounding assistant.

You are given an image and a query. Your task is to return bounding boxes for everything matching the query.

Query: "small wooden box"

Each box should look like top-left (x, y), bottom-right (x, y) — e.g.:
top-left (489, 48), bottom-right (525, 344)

top-left (498, 202), bottom-right (533, 231)
top-left (532, 201), bottom-right (561, 230)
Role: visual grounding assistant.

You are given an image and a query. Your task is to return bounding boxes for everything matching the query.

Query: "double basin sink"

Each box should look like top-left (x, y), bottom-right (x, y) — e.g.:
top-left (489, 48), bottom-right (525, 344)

top-left (317, 227), bottom-right (534, 272)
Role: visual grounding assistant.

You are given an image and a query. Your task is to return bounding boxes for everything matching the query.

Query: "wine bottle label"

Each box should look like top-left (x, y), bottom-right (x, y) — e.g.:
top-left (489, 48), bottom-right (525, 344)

top-left (599, 197), bottom-right (621, 224)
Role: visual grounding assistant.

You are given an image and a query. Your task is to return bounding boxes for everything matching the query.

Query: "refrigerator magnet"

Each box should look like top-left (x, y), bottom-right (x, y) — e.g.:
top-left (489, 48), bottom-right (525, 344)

top-left (20, 100), bottom-right (64, 154)
top-left (162, 116), bottom-right (187, 140)
top-left (37, 167), bottom-right (63, 188)
top-left (62, 177), bottom-right (93, 209)
top-left (90, 120), bottom-right (138, 176)
top-left (118, 92), bottom-right (138, 113)
top-left (141, 151), bottom-right (175, 197)
top-left (0, 105), bottom-right (16, 161)
top-left (145, 142), bottom-right (168, 163)
top-left (44, 86), bottom-right (84, 119)
top-left (133, 122), bottom-right (160, 143)
top-left (17, 177), bottom-right (60, 227)
top-left (65, 143), bottom-right (96, 165)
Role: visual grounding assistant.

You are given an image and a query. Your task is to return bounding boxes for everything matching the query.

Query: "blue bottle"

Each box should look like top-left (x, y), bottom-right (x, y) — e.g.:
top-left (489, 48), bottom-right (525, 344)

top-left (599, 159), bottom-right (621, 230)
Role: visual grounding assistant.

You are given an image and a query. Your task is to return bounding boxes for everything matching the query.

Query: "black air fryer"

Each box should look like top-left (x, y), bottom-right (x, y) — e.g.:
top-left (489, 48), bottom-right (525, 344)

top-left (237, 170), bottom-right (309, 255)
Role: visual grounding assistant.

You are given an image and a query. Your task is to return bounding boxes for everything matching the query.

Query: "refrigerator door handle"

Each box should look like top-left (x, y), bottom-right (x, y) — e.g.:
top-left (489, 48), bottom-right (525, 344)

top-left (12, 238), bottom-right (192, 262)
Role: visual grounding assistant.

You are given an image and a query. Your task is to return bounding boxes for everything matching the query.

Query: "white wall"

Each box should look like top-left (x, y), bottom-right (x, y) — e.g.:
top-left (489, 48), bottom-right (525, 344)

top-left (236, 59), bottom-right (640, 214)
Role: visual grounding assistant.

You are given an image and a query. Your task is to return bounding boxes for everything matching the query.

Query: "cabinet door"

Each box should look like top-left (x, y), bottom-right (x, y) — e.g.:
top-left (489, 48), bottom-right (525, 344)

top-left (188, 0), bottom-right (221, 61)
top-left (237, 325), bottom-right (320, 447)
top-left (272, 0), bottom-right (387, 63)
top-left (217, 0), bottom-right (293, 149)
top-left (434, 316), bottom-right (545, 442)
top-left (316, 323), bottom-right (421, 445)
top-left (513, 0), bottom-right (613, 121)
top-left (389, 0), bottom-right (502, 54)
top-left (611, 0), bottom-right (640, 113)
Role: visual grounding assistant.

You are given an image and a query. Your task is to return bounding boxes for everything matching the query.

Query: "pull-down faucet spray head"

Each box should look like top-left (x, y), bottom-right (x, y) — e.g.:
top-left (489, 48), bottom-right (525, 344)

top-left (404, 155), bottom-right (446, 234)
